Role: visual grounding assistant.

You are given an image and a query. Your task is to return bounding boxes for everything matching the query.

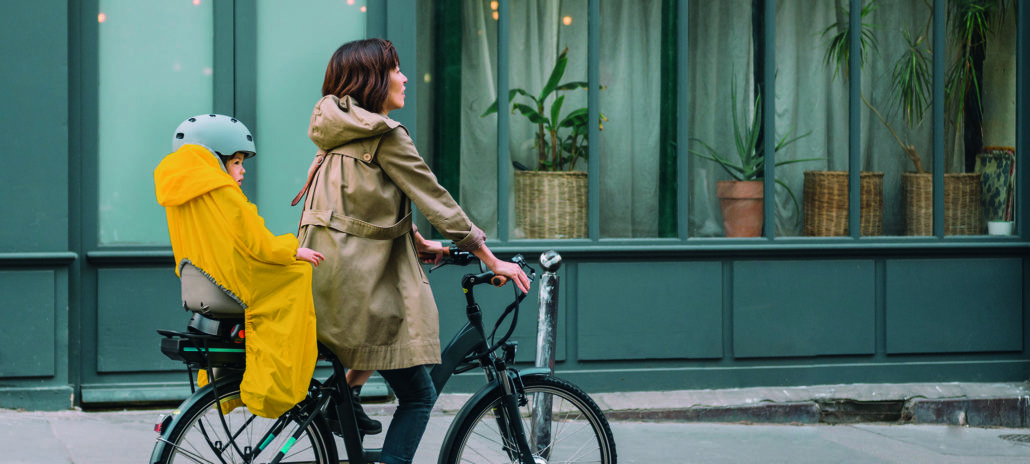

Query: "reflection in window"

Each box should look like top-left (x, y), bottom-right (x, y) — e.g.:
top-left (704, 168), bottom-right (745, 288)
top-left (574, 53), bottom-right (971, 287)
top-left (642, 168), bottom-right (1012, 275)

top-left (98, 1), bottom-right (212, 245)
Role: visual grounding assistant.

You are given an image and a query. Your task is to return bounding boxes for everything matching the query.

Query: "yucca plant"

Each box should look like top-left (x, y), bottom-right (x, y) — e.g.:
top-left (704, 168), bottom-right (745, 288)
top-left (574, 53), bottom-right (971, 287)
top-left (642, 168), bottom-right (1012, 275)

top-left (688, 83), bottom-right (818, 214)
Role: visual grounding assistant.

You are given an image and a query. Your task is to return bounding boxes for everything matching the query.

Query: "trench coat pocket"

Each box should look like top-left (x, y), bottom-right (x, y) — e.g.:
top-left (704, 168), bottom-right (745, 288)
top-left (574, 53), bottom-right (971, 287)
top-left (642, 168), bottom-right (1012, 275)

top-left (301, 209), bottom-right (412, 240)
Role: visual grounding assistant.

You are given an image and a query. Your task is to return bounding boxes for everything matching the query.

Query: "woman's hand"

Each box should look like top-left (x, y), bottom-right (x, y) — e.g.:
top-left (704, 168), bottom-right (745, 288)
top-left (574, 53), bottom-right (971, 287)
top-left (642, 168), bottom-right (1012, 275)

top-left (414, 230), bottom-right (446, 265)
top-left (416, 239), bottom-right (446, 264)
top-left (296, 247), bottom-right (325, 266)
top-left (472, 246), bottom-right (530, 293)
top-left (486, 259), bottom-right (531, 293)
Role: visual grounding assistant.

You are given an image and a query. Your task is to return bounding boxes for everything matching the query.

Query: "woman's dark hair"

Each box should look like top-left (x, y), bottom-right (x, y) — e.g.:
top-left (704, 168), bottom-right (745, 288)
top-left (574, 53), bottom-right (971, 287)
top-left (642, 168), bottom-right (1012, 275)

top-left (322, 38), bottom-right (399, 114)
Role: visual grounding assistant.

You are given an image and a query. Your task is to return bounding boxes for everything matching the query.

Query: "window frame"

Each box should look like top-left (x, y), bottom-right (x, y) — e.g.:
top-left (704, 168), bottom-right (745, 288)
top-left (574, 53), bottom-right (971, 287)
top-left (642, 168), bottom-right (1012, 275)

top-left (427, 0), bottom-right (1029, 249)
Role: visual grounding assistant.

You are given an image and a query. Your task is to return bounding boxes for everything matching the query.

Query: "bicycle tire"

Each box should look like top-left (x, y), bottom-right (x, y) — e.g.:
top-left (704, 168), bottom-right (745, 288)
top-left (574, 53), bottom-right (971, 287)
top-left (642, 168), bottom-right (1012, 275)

top-left (440, 375), bottom-right (617, 464)
top-left (153, 379), bottom-right (337, 464)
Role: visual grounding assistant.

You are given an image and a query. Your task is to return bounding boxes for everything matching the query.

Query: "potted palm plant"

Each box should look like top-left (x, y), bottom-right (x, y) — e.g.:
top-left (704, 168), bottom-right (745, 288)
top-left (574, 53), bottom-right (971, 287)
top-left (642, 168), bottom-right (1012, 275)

top-left (689, 83), bottom-right (817, 237)
top-left (806, 0), bottom-right (887, 237)
top-left (820, 0), bottom-right (1008, 235)
top-left (482, 47), bottom-right (605, 239)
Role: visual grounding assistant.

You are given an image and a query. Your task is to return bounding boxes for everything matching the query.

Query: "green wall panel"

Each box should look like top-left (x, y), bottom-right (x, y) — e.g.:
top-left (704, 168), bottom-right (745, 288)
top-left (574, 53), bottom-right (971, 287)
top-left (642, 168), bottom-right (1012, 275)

top-left (429, 263), bottom-right (564, 364)
top-left (0, 0), bottom-right (69, 252)
top-left (733, 260), bottom-right (875, 358)
top-left (886, 258), bottom-right (1023, 354)
top-left (96, 268), bottom-right (189, 372)
top-left (0, 270), bottom-right (57, 377)
top-left (577, 261), bottom-right (722, 360)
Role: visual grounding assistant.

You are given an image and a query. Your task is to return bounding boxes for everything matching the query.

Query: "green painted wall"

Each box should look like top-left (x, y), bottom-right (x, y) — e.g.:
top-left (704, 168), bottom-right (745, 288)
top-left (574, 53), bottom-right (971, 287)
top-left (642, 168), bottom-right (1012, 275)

top-left (0, 0), bottom-right (1028, 410)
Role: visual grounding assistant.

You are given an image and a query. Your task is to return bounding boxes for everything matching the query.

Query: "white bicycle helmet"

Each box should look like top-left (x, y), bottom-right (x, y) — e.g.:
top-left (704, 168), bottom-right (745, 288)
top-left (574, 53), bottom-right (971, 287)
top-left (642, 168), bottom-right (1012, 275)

top-left (172, 114), bottom-right (256, 159)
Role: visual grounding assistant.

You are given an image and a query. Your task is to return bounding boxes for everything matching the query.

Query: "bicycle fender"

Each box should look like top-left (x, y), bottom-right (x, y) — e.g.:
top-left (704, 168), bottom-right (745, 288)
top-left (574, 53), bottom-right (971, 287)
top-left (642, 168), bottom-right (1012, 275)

top-left (149, 372), bottom-right (244, 464)
top-left (436, 368), bottom-right (552, 464)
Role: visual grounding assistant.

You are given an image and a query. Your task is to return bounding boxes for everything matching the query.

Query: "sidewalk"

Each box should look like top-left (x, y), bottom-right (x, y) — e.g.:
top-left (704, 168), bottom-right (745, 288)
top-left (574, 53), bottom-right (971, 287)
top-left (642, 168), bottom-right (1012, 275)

top-left (359, 381), bottom-right (1030, 428)
top-left (1, 382), bottom-right (1028, 463)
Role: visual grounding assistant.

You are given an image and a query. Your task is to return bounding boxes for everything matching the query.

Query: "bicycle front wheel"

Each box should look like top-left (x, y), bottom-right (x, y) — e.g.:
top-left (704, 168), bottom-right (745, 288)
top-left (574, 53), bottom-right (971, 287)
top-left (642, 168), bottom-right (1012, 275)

top-left (441, 375), bottom-right (617, 464)
top-left (153, 379), bottom-right (336, 464)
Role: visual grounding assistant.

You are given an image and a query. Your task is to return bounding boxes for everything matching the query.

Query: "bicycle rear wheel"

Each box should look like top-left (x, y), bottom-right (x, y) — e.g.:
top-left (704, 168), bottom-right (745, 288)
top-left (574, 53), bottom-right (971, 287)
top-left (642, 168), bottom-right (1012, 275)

top-left (153, 379), bottom-right (336, 464)
top-left (441, 375), bottom-right (617, 464)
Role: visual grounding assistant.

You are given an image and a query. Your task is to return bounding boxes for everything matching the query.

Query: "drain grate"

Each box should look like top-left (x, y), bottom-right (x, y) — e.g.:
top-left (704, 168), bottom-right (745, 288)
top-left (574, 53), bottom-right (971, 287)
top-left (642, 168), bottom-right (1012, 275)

top-left (999, 434), bottom-right (1030, 445)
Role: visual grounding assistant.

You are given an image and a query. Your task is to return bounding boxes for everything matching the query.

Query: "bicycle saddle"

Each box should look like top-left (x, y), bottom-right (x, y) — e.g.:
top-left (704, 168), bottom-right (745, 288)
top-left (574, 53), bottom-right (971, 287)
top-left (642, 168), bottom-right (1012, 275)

top-left (180, 261), bottom-right (245, 318)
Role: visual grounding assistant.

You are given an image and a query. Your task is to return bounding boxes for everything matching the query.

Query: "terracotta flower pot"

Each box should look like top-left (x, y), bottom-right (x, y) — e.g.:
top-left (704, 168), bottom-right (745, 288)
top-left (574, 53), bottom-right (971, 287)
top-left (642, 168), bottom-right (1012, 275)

top-left (716, 180), bottom-right (764, 237)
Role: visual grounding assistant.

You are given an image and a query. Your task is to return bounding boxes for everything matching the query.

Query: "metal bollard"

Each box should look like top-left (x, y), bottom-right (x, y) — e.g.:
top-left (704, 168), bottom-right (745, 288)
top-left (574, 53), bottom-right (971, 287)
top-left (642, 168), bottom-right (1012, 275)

top-left (534, 250), bottom-right (561, 374)
top-left (532, 250), bottom-right (562, 458)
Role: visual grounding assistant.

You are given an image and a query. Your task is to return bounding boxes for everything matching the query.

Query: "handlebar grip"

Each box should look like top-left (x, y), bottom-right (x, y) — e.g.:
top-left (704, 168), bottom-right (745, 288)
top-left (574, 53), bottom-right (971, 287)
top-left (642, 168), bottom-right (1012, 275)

top-left (490, 275), bottom-right (508, 287)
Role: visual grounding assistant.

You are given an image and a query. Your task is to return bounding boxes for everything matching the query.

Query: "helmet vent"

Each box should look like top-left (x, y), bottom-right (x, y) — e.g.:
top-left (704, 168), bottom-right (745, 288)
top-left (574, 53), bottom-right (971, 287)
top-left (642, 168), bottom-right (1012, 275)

top-left (230, 118), bottom-right (238, 123)
top-left (246, 135), bottom-right (253, 141)
top-left (188, 117), bottom-right (196, 122)
top-left (175, 133), bottom-right (185, 139)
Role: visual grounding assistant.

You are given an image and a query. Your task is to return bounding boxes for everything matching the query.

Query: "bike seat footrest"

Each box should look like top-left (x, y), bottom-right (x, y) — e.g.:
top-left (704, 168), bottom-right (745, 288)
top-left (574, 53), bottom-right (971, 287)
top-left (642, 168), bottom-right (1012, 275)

top-left (160, 334), bottom-right (246, 369)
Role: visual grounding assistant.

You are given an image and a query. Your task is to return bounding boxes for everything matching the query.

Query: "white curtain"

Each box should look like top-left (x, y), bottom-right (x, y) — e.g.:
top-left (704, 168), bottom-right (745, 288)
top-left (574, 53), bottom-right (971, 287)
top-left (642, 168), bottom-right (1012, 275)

top-left (458, 0), bottom-right (990, 239)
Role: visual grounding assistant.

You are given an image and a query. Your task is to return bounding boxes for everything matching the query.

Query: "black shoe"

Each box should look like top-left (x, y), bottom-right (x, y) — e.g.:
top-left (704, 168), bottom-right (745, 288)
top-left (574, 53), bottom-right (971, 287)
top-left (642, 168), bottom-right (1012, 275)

top-left (350, 386), bottom-right (383, 435)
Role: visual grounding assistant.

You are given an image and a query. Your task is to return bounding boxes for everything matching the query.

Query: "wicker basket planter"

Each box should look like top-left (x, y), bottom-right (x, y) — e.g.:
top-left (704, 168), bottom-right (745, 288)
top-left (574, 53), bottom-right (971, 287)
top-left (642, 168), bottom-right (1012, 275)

top-left (902, 172), bottom-right (982, 235)
top-left (513, 171), bottom-right (587, 239)
top-left (802, 171), bottom-right (884, 236)
top-left (716, 180), bottom-right (764, 237)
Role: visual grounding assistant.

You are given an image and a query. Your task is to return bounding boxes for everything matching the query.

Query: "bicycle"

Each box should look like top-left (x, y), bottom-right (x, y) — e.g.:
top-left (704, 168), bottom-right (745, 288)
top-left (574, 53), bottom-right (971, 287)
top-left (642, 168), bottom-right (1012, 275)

top-left (151, 248), bottom-right (617, 463)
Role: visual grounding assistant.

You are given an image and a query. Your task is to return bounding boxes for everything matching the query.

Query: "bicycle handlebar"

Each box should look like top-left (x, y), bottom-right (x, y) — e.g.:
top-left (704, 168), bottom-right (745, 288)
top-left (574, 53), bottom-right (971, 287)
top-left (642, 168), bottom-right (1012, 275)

top-left (423, 246), bottom-right (535, 289)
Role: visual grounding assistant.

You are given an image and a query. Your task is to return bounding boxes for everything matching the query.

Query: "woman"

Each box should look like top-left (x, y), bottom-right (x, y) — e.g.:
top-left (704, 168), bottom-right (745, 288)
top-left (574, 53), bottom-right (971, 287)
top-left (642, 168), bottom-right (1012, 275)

top-left (295, 38), bottom-right (530, 464)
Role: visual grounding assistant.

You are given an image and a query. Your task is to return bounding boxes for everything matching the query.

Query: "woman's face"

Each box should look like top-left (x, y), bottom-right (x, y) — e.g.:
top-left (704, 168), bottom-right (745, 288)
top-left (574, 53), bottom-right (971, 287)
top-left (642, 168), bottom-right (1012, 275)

top-left (224, 153), bottom-right (246, 186)
top-left (381, 65), bottom-right (407, 115)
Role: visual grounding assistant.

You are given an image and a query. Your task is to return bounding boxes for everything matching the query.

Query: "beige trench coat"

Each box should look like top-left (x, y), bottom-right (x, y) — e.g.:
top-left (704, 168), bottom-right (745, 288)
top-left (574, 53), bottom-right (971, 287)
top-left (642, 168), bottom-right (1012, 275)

top-left (297, 95), bottom-right (485, 371)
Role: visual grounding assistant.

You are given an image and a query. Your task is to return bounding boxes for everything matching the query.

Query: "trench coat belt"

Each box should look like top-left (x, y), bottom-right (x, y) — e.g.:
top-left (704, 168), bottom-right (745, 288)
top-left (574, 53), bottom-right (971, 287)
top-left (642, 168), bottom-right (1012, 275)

top-left (299, 209), bottom-right (412, 240)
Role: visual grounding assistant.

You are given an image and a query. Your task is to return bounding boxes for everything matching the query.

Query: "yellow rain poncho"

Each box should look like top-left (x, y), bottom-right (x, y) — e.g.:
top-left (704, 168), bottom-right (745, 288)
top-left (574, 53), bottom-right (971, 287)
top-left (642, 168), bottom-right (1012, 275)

top-left (155, 144), bottom-right (317, 418)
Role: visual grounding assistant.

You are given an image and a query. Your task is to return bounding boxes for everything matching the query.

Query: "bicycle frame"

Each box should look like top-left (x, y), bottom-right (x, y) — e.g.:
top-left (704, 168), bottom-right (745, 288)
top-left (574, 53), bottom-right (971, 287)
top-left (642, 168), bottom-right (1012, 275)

top-left (153, 252), bottom-right (542, 464)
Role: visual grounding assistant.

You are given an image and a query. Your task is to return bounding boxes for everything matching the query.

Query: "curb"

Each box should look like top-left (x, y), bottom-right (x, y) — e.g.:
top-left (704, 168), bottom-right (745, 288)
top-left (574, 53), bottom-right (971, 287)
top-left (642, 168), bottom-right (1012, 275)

top-left (602, 397), bottom-right (1030, 428)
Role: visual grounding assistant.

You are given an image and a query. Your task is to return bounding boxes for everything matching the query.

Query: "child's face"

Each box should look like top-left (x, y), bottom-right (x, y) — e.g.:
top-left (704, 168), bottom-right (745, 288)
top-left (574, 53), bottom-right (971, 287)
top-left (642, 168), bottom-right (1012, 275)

top-left (224, 153), bottom-right (246, 186)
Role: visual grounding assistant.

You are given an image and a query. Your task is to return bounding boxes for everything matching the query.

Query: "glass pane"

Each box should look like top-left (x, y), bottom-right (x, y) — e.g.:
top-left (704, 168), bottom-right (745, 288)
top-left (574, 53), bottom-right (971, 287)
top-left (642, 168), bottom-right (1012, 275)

top-left (963, 0), bottom-right (1017, 237)
top-left (782, 0), bottom-right (853, 238)
top-left (98, 0), bottom-right (212, 245)
top-left (686, 0), bottom-right (756, 238)
top-left (254, 0), bottom-right (366, 236)
top-left (414, 0), bottom-right (436, 236)
top-left (506, 0), bottom-right (588, 239)
top-left (859, 0), bottom-right (935, 236)
top-left (458, 0), bottom-right (499, 238)
top-left (599, 0), bottom-right (665, 238)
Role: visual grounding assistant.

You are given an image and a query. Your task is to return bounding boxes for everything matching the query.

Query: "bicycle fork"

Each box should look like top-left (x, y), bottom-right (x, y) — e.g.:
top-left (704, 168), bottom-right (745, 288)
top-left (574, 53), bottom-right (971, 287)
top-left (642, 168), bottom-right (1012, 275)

top-left (488, 346), bottom-right (538, 464)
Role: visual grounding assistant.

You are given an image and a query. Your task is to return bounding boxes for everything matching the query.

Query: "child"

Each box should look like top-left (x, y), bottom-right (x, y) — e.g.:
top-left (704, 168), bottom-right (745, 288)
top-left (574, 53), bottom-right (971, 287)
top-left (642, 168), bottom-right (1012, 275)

top-left (155, 114), bottom-right (323, 418)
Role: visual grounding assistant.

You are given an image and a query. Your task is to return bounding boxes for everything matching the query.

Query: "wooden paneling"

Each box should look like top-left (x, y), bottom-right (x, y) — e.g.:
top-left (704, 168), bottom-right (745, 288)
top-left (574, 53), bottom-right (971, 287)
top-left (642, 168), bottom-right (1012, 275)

top-left (577, 261), bottom-right (723, 360)
top-left (733, 260), bottom-right (875, 358)
top-left (886, 258), bottom-right (1023, 354)
top-left (0, 270), bottom-right (57, 377)
top-left (96, 268), bottom-right (188, 372)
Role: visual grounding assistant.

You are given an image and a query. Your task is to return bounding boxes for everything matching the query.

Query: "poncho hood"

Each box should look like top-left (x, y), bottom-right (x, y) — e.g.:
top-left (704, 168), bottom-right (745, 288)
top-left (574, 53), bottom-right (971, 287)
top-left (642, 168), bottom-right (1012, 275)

top-left (308, 95), bottom-right (402, 151)
top-left (155, 144), bottom-right (239, 206)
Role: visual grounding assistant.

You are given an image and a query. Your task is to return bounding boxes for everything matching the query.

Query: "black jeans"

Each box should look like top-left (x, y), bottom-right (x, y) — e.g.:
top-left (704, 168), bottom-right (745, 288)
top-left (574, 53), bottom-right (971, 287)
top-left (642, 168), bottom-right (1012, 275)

top-left (377, 365), bottom-right (438, 464)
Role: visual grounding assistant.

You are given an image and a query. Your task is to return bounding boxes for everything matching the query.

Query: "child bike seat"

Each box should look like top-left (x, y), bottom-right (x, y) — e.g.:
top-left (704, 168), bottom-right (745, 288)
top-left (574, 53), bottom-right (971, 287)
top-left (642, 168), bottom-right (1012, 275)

top-left (180, 261), bottom-right (245, 318)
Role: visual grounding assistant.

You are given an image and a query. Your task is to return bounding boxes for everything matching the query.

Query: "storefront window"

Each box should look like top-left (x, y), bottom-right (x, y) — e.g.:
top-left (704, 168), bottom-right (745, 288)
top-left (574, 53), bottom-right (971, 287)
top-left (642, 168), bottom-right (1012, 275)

top-left (254, 0), bottom-right (366, 235)
top-left (686, 0), bottom-right (756, 238)
top-left (599, 0), bottom-right (666, 238)
top-left (505, 0), bottom-right (589, 239)
top-left (456, 0), bottom-right (500, 238)
top-left (97, 0), bottom-right (213, 245)
top-left (446, 0), bottom-right (1018, 242)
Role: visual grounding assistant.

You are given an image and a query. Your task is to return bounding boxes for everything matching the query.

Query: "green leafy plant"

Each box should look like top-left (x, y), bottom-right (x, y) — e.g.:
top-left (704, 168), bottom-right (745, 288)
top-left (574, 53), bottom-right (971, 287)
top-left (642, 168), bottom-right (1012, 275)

top-left (688, 83), bottom-right (818, 214)
top-left (822, 0), bottom-right (1009, 174)
top-left (482, 47), bottom-right (606, 172)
